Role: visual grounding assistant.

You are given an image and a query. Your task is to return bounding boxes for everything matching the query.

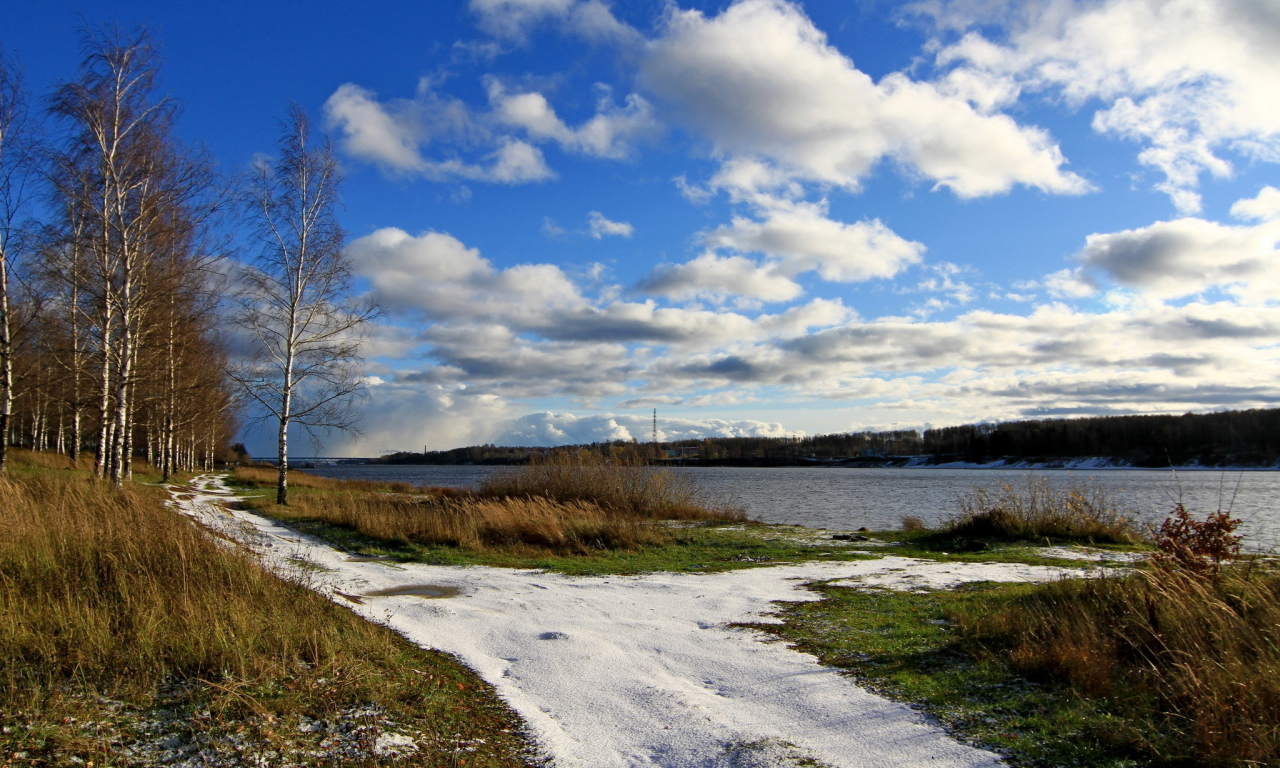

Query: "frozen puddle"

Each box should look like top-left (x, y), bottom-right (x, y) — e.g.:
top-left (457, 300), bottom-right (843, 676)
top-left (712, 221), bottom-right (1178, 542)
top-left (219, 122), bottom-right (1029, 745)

top-left (365, 584), bottom-right (463, 599)
top-left (170, 475), bottom-right (1089, 768)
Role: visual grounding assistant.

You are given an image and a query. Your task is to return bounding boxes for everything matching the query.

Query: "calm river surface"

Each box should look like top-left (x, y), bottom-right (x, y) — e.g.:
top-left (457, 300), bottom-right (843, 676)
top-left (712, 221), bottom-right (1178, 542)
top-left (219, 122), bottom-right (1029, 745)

top-left (302, 464), bottom-right (1280, 551)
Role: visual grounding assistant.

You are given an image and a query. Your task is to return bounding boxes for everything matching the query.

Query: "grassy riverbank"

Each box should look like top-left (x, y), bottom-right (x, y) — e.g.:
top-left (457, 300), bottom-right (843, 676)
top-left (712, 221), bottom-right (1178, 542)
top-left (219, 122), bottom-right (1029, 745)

top-left (752, 488), bottom-right (1276, 768)
top-left (759, 559), bottom-right (1279, 767)
top-left (234, 457), bottom-right (1142, 575)
top-left (0, 450), bottom-right (535, 766)
top-left (13, 445), bottom-right (1263, 767)
top-left (241, 460), bottom-right (1280, 766)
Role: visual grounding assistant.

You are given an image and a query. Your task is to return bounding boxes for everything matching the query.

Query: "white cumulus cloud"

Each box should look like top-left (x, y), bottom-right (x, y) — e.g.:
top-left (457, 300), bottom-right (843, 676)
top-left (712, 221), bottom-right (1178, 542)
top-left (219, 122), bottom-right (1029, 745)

top-left (935, 0), bottom-right (1280, 212)
top-left (347, 228), bottom-right (587, 324)
top-left (1076, 215), bottom-right (1280, 301)
top-left (640, 254), bottom-right (803, 303)
top-left (588, 211), bottom-right (634, 238)
top-left (705, 200), bottom-right (925, 284)
top-left (470, 0), bottom-right (641, 45)
top-left (640, 198), bottom-right (924, 302)
top-left (495, 411), bottom-right (792, 445)
top-left (640, 0), bottom-right (1089, 198)
top-left (488, 81), bottom-right (660, 159)
top-left (325, 84), bottom-right (554, 183)
top-left (1231, 185), bottom-right (1280, 222)
top-left (324, 83), bottom-right (426, 172)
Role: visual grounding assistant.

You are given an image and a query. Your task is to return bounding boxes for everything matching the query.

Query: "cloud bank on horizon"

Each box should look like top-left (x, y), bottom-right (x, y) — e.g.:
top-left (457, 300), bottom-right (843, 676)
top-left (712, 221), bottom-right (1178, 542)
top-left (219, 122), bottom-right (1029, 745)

top-left (299, 0), bottom-right (1280, 454)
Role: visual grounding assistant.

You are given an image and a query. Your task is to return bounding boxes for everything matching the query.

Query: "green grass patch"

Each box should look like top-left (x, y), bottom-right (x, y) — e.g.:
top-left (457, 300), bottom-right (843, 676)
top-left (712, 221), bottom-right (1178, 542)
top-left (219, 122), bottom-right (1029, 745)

top-left (871, 529), bottom-right (1148, 567)
top-left (751, 581), bottom-right (1150, 768)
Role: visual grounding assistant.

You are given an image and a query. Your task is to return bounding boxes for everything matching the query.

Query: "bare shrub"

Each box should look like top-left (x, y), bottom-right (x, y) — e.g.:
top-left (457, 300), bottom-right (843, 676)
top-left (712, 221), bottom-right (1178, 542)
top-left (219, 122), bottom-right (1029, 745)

top-left (900, 515), bottom-right (929, 532)
top-left (478, 449), bottom-right (741, 522)
top-left (960, 565), bottom-right (1280, 764)
top-left (945, 476), bottom-right (1142, 544)
top-left (1153, 504), bottom-right (1242, 575)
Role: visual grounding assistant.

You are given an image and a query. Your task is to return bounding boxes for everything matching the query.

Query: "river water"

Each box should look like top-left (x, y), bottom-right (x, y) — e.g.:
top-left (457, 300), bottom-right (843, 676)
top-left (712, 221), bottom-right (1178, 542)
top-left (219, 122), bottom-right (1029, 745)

top-left (301, 464), bottom-right (1280, 551)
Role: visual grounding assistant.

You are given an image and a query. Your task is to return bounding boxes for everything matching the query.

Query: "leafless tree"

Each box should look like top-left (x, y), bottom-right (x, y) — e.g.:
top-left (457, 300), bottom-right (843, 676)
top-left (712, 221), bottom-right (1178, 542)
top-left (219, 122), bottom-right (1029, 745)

top-left (0, 48), bottom-right (39, 474)
top-left (47, 26), bottom-right (228, 483)
top-left (232, 105), bottom-right (377, 504)
top-left (47, 27), bottom-right (174, 482)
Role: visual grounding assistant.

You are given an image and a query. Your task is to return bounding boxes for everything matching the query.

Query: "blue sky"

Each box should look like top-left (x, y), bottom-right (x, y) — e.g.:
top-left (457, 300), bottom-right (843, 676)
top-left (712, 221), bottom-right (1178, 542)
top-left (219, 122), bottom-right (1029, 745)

top-left (8, 0), bottom-right (1280, 455)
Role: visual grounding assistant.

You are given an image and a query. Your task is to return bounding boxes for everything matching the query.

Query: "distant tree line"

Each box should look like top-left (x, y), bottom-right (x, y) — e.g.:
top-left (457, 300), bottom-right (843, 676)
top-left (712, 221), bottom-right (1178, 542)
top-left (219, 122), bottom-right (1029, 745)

top-left (376, 408), bottom-right (1280, 468)
top-left (918, 409), bottom-right (1280, 466)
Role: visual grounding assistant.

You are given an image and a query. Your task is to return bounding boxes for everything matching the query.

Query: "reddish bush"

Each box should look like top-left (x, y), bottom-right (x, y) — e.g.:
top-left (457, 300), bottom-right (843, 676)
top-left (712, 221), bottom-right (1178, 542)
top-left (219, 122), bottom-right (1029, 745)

top-left (1154, 504), bottom-right (1242, 575)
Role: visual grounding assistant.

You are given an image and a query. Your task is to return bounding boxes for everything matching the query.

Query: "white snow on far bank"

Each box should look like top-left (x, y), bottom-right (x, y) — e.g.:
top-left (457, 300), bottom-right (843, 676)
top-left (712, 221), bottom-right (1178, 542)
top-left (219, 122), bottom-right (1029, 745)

top-left (169, 476), bottom-right (1099, 768)
top-left (901, 456), bottom-right (1280, 470)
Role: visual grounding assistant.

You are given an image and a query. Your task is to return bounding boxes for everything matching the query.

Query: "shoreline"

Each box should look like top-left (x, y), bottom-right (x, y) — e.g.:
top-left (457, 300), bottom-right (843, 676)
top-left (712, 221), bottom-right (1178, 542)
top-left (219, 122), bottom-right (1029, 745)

top-left (666, 459), bottom-right (1280, 471)
top-left (284, 457), bottom-right (1280, 471)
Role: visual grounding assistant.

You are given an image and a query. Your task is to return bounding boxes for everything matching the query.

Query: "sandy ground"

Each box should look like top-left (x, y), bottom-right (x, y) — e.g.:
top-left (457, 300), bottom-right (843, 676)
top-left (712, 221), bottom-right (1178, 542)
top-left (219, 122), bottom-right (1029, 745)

top-left (169, 475), bottom-right (1093, 768)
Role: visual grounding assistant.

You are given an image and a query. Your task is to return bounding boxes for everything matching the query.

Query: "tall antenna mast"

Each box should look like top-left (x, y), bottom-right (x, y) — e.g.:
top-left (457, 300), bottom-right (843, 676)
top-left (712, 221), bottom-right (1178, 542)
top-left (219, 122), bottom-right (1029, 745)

top-left (653, 408), bottom-right (658, 445)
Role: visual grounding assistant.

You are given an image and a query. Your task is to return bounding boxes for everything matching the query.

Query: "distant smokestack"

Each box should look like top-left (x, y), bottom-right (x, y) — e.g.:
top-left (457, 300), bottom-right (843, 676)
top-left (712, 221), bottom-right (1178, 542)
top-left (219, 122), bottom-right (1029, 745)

top-left (653, 408), bottom-right (657, 444)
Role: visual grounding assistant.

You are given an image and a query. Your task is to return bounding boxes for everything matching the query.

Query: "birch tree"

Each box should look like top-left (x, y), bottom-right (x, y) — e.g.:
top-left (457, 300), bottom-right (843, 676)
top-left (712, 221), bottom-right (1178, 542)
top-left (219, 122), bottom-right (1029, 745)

top-left (0, 49), bottom-right (37, 472)
top-left (47, 28), bottom-right (174, 482)
top-left (48, 26), bottom-right (227, 482)
top-left (232, 105), bottom-right (376, 504)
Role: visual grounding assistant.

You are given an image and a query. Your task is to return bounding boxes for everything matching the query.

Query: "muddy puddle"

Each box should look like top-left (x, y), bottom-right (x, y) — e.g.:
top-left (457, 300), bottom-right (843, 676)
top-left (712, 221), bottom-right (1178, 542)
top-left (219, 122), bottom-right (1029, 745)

top-left (363, 584), bottom-right (462, 599)
top-left (345, 554), bottom-right (397, 563)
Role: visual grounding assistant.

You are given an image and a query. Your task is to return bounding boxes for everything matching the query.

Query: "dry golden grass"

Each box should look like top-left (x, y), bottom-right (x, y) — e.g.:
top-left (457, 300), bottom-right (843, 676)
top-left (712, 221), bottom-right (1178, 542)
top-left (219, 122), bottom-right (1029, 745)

top-left (945, 475), bottom-right (1143, 544)
top-left (246, 451), bottom-right (738, 556)
top-left (478, 449), bottom-right (741, 521)
top-left (0, 455), bottom-right (532, 764)
top-left (4, 446), bottom-right (152, 475)
top-left (268, 492), bottom-right (673, 555)
top-left (963, 565), bottom-right (1280, 765)
top-left (2, 473), bottom-right (342, 694)
top-left (232, 464), bottom-right (439, 495)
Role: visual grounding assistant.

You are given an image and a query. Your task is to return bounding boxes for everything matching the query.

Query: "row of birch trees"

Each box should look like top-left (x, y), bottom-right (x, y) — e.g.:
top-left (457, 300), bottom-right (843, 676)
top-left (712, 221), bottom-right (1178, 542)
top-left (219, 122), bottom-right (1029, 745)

top-left (0, 29), bottom-right (237, 483)
top-left (1, 26), bottom-right (376, 500)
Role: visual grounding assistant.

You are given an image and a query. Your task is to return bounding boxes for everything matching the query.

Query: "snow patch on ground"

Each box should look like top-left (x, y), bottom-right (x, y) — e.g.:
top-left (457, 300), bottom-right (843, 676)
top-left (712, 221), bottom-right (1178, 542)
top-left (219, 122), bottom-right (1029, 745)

top-left (1037, 546), bottom-right (1146, 563)
top-left (373, 731), bottom-right (419, 758)
top-left (169, 475), bottom-right (1101, 768)
top-left (828, 560), bottom-right (1080, 592)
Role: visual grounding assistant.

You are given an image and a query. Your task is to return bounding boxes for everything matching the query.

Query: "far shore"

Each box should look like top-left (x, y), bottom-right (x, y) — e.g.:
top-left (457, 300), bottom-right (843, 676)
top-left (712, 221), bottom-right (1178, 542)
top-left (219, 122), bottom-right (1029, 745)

top-left (268, 455), bottom-right (1280, 471)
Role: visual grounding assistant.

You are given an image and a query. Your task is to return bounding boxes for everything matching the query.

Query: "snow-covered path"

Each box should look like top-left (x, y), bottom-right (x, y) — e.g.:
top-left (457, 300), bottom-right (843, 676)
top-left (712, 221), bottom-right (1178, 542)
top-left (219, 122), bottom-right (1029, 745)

top-left (170, 475), bottom-right (1085, 768)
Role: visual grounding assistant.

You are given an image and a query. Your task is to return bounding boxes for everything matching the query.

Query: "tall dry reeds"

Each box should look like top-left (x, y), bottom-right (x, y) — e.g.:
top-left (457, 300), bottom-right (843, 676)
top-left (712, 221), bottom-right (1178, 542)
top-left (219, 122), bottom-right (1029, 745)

top-left (0, 470), bottom-right (423, 702)
top-left (231, 464), bottom-right (429, 495)
top-left (250, 450), bottom-right (738, 555)
top-left (269, 492), bottom-right (673, 554)
top-left (945, 475), bottom-right (1142, 544)
top-left (478, 449), bottom-right (739, 521)
top-left (4, 446), bottom-right (97, 472)
top-left (962, 565), bottom-right (1280, 765)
